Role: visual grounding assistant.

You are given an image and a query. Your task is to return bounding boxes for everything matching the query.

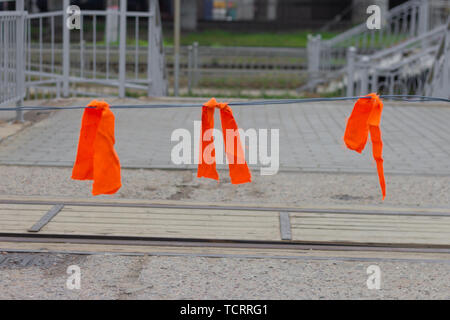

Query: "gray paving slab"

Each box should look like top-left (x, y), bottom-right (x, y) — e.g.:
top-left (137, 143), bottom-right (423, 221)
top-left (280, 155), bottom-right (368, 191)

top-left (0, 99), bottom-right (449, 175)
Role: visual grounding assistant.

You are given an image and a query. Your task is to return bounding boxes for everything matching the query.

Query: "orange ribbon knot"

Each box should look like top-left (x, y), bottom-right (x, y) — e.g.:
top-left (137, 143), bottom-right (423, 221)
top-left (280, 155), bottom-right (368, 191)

top-left (197, 98), bottom-right (252, 184)
top-left (72, 100), bottom-right (122, 195)
top-left (344, 93), bottom-right (386, 200)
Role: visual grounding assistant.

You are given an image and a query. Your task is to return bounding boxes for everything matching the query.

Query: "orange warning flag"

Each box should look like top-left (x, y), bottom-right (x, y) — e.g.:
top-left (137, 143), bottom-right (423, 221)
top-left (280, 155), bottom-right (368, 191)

top-left (344, 93), bottom-right (386, 200)
top-left (72, 100), bottom-right (122, 195)
top-left (198, 98), bottom-right (251, 184)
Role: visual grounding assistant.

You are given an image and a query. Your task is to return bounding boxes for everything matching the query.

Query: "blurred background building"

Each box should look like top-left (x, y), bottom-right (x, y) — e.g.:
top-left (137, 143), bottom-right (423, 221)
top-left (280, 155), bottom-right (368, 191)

top-left (1, 0), bottom-right (448, 100)
top-left (3, 0), bottom-right (411, 30)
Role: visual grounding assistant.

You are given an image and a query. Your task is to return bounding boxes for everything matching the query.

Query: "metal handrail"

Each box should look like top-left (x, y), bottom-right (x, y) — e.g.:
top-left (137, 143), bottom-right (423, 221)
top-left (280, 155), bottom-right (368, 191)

top-left (325, 0), bottom-right (420, 47)
top-left (369, 25), bottom-right (446, 60)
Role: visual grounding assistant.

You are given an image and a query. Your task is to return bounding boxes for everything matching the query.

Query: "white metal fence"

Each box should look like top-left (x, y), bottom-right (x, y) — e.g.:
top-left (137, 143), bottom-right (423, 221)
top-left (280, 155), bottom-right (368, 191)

top-left (425, 21), bottom-right (450, 98)
top-left (0, 12), bottom-right (21, 107)
top-left (165, 44), bottom-right (308, 95)
top-left (347, 22), bottom-right (449, 98)
top-left (25, 0), bottom-right (167, 99)
top-left (0, 0), bottom-right (167, 120)
top-left (0, 5), bottom-right (26, 122)
top-left (306, 0), bottom-right (448, 90)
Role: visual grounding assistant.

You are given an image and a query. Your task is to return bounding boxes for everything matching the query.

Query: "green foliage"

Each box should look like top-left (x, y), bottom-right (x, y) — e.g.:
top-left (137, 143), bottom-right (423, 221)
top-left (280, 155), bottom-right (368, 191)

top-left (163, 30), bottom-right (337, 48)
top-left (178, 92), bottom-right (305, 100)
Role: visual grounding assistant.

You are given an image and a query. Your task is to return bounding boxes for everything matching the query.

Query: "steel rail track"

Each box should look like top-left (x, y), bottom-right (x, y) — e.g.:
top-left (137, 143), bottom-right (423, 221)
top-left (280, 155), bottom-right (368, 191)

top-left (1, 232), bottom-right (450, 254)
top-left (2, 234), bottom-right (450, 265)
top-left (1, 199), bottom-right (450, 254)
top-left (1, 199), bottom-right (450, 217)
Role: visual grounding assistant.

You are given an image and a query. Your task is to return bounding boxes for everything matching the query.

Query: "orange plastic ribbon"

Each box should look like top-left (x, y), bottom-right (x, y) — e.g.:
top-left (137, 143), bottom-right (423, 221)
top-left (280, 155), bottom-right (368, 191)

top-left (344, 93), bottom-right (386, 200)
top-left (72, 100), bottom-right (122, 195)
top-left (197, 98), bottom-right (251, 184)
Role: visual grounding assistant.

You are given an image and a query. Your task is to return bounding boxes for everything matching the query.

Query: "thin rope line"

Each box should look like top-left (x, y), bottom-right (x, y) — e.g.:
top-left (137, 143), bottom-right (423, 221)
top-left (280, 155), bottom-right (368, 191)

top-left (0, 95), bottom-right (448, 112)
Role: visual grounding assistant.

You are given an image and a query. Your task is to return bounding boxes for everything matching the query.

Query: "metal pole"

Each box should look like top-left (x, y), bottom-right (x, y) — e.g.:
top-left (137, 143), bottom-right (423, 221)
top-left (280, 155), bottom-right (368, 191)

top-left (106, 0), bottom-right (119, 43)
top-left (147, 0), bottom-right (154, 96)
top-left (371, 69), bottom-right (378, 93)
top-left (346, 46), bottom-right (356, 97)
top-left (360, 56), bottom-right (370, 95)
top-left (444, 24), bottom-right (449, 98)
top-left (174, 0), bottom-right (180, 96)
top-left (187, 45), bottom-right (193, 95)
top-left (444, 24), bottom-right (450, 98)
top-left (388, 73), bottom-right (394, 95)
top-left (307, 34), bottom-right (321, 89)
top-left (56, 81), bottom-right (61, 99)
top-left (193, 41), bottom-right (198, 87)
top-left (307, 34), bottom-right (314, 74)
top-left (118, 0), bottom-right (127, 98)
top-left (15, 0), bottom-right (25, 122)
top-left (418, 0), bottom-right (429, 48)
top-left (63, 0), bottom-right (70, 97)
top-left (418, 0), bottom-right (429, 34)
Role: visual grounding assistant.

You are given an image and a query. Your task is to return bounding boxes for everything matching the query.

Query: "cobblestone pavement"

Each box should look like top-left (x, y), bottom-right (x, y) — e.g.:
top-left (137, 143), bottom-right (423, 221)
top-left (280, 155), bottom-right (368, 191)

top-left (0, 98), bottom-right (449, 175)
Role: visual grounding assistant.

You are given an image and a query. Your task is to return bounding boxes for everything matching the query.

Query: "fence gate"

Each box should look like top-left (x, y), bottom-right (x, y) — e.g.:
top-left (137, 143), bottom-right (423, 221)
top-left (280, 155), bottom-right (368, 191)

top-left (0, 0), bottom-right (167, 121)
top-left (425, 20), bottom-right (450, 98)
top-left (306, 0), bottom-right (450, 94)
top-left (0, 12), bottom-right (19, 106)
top-left (0, 2), bottom-right (25, 121)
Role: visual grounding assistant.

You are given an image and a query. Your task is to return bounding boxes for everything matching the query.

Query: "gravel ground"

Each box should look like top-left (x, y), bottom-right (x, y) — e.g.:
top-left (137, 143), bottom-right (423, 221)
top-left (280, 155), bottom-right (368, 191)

top-left (0, 165), bottom-right (448, 208)
top-left (0, 164), bottom-right (449, 300)
top-left (0, 254), bottom-right (449, 300)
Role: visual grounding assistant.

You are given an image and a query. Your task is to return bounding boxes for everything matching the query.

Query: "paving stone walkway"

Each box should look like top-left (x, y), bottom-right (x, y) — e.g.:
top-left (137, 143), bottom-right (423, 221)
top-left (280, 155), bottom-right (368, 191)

top-left (0, 98), bottom-right (449, 175)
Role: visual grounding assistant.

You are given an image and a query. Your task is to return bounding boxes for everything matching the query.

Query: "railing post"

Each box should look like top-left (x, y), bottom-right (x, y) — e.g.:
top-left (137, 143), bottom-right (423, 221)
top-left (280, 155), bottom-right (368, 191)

top-left (360, 56), bottom-right (370, 95)
top-left (106, 0), bottom-right (119, 43)
top-left (193, 41), bottom-right (199, 87)
top-left (346, 46), bottom-right (356, 97)
top-left (410, 3), bottom-right (417, 37)
top-left (371, 68), bottom-right (378, 93)
top-left (388, 73), bottom-right (395, 95)
top-left (418, 0), bottom-right (429, 47)
top-left (15, 0), bottom-right (25, 122)
top-left (62, 0), bottom-right (70, 97)
top-left (418, 0), bottom-right (429, 34)
top-left (444, 25), bottom-right (449, 98)
top-left (118, 0), bottom-right (127, 98)
top-left (56, 81), bottom-right (61, 99)
top-left (80, 40), bottom-right (85, 78)
top-left (307, 34), bottom-right (321, 89)
top-left (438, 21), bottom-right (450, 98)
top-left (147, 0), bottom-right (154, 96)
top-left (173, 0), bottom-right (180, 96)
top-left (187, 45), bottom-right (193, 95)
top-left (147, 0), bottom-right (166, 97)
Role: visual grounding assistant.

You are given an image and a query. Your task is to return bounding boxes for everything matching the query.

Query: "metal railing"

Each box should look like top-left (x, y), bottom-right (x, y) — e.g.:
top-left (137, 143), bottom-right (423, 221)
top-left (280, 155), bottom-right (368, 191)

top-left (425, 21), bottom-right (450, 98)
top-left (164, 44), bottom-right (307, 96)
top-left (24, 0), bottom-right (167, 99)
top-left (347, 22), bottom-right (449, 97)
top-left (1, 0), bottom-right (167, 118)
top-left (0, 12), bottom-right (20, 107)
top-left (306, 0), bottom-right (437, 89)
top-left (0, 4), bottom-right (26, 121)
